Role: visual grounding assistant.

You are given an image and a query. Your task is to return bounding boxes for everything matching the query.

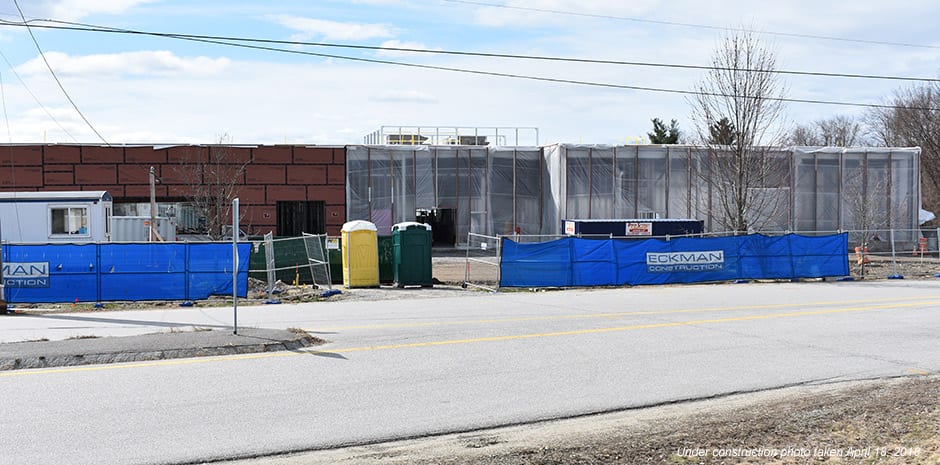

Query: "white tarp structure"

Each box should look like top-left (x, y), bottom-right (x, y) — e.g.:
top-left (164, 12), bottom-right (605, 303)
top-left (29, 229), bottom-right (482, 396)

top-left (346, 144), bottom-right (921, 245)
top-left (346, 145), bottom-right (544, 243)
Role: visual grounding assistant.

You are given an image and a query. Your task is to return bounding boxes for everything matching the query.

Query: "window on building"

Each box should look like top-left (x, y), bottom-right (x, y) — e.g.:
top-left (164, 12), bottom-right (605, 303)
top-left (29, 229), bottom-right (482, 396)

top-left (50, 207), bottom-right (89, 235)
top-left (277, 201), bottom-right (325, 236)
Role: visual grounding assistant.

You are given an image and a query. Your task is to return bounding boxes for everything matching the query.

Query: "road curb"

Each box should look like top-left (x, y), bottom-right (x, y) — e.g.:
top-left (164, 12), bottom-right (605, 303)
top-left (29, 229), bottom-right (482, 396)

top-left (0, 328), bottom-right (324, 371)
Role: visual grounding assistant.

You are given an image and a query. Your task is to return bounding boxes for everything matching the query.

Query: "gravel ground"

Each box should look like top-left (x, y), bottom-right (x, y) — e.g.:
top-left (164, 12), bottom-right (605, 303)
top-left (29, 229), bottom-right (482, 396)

top-left (225, 376), bottom-right (940, 465)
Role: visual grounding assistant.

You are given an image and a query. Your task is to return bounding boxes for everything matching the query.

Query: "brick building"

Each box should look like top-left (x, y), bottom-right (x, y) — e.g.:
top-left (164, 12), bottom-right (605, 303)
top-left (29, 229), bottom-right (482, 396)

top-left (0, 142), bottom-right (923, 246)
top-left (0, 144), bottom-right (347, 236)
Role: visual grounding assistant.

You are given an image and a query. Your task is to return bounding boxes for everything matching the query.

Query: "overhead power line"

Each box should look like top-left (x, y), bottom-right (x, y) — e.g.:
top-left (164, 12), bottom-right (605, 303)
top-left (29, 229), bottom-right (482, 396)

top-left (0, 48), bottom-right (78, 142)
top-left (6, 19), bottom-right (940, 84)
top-left (11, 1), bottom-right (108, 145)
top-left (0, 18), bottom-right (937, 112)
top-left (441, 0), bottom-right (940, 50)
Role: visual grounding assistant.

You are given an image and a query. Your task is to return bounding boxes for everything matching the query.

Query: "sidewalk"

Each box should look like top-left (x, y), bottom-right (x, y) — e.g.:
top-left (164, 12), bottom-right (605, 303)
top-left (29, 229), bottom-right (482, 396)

top-left (0, 303), bottom-right (326, 371)
top-left (0, 284), bottom-right (475, 372)
top-left (0, 326), bottom-right (321, 371)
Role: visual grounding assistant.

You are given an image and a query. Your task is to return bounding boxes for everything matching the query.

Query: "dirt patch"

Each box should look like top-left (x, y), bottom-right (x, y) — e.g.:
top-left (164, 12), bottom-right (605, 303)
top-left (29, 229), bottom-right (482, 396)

top-left (853, 254), bottom-right (940, 280)
top-left (229, 376), bottom-right (939, 465)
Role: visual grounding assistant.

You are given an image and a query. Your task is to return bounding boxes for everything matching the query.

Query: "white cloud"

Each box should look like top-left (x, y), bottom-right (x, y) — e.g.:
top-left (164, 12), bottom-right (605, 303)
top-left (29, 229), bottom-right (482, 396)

top-left (269, 15), bottom-right (396, 41)
top-left (2, 1), bottom-right (939, 146)
top-left (39, 0), bottom-right (159, 22)
top-left (16, 51), bottom-right (230, 78)
top-left (469, 0), bottom-right (659, 28)
top-left (375, 40), bottom-right (437, 57)
top-left (350, 0), bottom-right (411, 5)
top-left (371, 90), bottom-right (438, 103)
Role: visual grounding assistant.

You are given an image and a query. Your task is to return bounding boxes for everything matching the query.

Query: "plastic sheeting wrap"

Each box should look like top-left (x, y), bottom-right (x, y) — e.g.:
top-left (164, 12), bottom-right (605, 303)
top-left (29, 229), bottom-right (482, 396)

top-left (2, 243), bottom-right (250, 303)
top-left (499, 233), bottom-right (849, 288)
top-left (347, 144), bottom-right (920, 244)
top-left (346, 145), bottom-right (544, 243)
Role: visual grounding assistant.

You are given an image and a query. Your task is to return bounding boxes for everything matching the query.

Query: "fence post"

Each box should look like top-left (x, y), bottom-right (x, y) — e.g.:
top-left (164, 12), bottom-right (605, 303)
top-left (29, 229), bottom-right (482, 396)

top-left (184, 241), bottom-right (190, 303)
top-left (264, 233), bottom-right (276, 301)
top-left (496, 235), bottom-right (502, 290)
top-left (464, 232), bottom-right (471, 286)
top-left (935, 228), bottom-right (940, 279)
top-left (888, 228), bottom-right (902, 279)
top-left (95, 242), bottom-right (102, 304)
top-left (232, 198), bottom-right (239, 335)
top-left (0, 239), bottom-right (4, 312)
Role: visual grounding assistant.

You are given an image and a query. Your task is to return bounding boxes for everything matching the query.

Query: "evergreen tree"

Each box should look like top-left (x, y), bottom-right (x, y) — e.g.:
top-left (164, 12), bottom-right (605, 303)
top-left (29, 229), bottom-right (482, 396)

top-left (708, 117), bottom-right (737, 145)
top-left (648, 118), bottom-right (681, 144)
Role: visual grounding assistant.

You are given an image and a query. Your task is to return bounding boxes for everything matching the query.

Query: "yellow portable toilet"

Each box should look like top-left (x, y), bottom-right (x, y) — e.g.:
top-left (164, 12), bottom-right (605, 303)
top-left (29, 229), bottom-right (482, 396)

top-left (341, 220), bottom-right (380, 288)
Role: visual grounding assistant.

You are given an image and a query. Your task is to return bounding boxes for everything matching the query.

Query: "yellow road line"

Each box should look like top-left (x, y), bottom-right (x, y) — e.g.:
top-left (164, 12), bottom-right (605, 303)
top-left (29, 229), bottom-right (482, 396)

top-left (316, 295), bottom-right (940, 331)
top-left (3, 298), bottom-right (937, 378)
top-left (906, 368), bottom-right (931, 375)
top-left (311, 299), bottom-right (940, 354)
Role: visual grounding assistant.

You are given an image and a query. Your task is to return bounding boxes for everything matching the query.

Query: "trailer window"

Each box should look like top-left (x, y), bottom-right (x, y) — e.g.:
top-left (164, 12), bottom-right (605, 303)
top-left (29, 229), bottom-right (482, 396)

top-left (50, 207), bottom-right (89, 235)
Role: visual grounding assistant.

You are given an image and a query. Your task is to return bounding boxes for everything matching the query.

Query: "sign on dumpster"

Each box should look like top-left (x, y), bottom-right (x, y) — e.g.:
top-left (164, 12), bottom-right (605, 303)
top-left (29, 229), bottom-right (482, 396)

top-left (626, 222), bottom-right (652, 236)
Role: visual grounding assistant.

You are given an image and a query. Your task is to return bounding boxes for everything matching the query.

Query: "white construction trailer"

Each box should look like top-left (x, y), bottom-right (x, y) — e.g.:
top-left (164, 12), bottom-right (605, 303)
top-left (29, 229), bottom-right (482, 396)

top-left (0, 191), bottom-right (113, 243)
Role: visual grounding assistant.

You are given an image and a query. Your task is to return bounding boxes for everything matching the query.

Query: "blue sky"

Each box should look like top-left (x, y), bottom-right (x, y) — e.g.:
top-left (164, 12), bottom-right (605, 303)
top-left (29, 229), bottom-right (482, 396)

top-left (0, 0), bottom-right (937, 145)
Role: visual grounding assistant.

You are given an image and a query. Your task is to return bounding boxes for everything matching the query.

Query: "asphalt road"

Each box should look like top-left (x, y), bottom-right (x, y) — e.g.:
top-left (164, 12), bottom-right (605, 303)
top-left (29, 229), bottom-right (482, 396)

top-left (2, 280), bottom-right (939, 465)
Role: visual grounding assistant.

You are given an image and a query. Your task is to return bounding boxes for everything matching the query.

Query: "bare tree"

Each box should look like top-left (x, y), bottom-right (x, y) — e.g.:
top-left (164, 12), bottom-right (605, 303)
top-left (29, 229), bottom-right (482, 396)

top-left (690, 30), bottom-right (788, 232)
top-left (842, 163), bottom-right (911, 275)
top-left (175, 133), bottom-right (252, 240)
top-left (843, 166), bottom-right (889, 238)
top-left (789, 115), bottom-right (864, 147)
top-left (818, 115), bottom-right (864, 146)
top-left (788, 124), bottom-right (821, 146)
top-left (866, 83), bottom-right (940, 220)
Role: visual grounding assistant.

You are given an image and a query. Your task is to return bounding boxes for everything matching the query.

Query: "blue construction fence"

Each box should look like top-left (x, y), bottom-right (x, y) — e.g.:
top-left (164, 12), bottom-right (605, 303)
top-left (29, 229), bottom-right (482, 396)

top-left (500, 233), bottom-right (849, 288)
top-left (2, 243), bottom-right (250, 303)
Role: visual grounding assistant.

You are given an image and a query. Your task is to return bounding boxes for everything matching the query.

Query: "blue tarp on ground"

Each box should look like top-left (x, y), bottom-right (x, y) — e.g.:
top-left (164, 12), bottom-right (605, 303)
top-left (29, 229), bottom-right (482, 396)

top-left (500, 233), bottom-right (849, 288)
top-left (2, 242), bottom-right (250, 303)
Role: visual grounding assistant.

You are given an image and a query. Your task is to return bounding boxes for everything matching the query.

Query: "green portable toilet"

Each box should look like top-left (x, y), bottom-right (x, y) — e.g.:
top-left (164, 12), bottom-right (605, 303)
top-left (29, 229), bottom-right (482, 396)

top-left (392, 222), bottom-right (433, 287)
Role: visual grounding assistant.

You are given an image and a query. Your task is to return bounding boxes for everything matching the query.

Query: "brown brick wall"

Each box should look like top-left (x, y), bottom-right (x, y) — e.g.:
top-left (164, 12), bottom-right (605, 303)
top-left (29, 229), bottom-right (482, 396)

top-left (82, 146), bottom-right (124, 163)
top-left (167, 146), bottom-right (207, 164)
top-left (0, 166), bottom-right (41, 187)
top-left (44, 171), bottom-right (74, 185)
top-left (237, 185), bottom-right (266, 205)
top-left (246, 165), bottom-right (285, 184)
top-left (265, 185), bottom-right (307, 202)
top-left (310, 185), bottom-right (345, 204)
top-left (253, 146), bottom-right (292, 164)
top-left (84, 184), bottom-right (126, 196)
top-left (212, 146), bottom-right (252, 164)
top-left (0, 144), bottom-right (348, 236)
top-left (118, 164), bottom-right (153, 185)
top-left (0, 146), bottom-right (42, 166)
top-left (125, 184), bottom-right (166, 198)
top-left (124, 146), bottom-right (167, 164)
top-left (287, 165), bottom-right (326, 185)
top-left (327, 165), bottom-right (345, 184)
top-left (75, 164), bottom-right (117, 184)
top-left (44, 146), bottom-right (81, 163)
top-left (240, 205), bottom-right (276, 232)
top-left (293, 147), bottom-right (334, 164)
top-left (159, 165), bottom-right (193, 185)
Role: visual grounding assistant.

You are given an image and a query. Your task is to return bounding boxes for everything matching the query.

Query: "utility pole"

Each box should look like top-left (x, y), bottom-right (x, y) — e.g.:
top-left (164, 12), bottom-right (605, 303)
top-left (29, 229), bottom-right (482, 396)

top-left (149, 166), bottom-right (157, 242)
top-left (0, 216), bottom-right (5, 314)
